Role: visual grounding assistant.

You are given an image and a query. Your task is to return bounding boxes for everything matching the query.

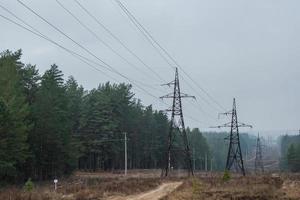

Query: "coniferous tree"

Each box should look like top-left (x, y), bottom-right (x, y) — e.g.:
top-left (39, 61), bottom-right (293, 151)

top-left (31, 64), bottom-right (73, 179)
top-left (0, 50), bottom-right (30, 182)
top-left (189, 128), bottom-right (210, 170)
top-left (0, 49), bottom-right (213, 182)
top-left (287, 144), bottom-right (300, 172)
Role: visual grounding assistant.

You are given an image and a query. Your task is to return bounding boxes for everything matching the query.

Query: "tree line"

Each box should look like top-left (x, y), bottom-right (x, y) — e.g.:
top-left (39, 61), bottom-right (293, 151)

top-left (204, 132), bottom-right (257, 171)
top-left (0, 50), bottom-right (213, 183)
top-left (280, 135), bottom-right (300, 172)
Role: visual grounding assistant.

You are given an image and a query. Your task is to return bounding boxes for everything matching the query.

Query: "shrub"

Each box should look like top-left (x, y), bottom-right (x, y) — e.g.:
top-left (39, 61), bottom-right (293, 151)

top-left (24, 178), bottom-right (34, 192)
top-left (222, 170), bottom-right (231, 182)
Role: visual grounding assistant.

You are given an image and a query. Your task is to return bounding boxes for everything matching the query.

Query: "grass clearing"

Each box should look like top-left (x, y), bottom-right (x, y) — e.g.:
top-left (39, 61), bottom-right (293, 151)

top-left (2, 171), bottom-right (300, 200)
top-left (0, 171), bottom-right (162, 200)
top-left (163, 174), bottom-right (300, 200)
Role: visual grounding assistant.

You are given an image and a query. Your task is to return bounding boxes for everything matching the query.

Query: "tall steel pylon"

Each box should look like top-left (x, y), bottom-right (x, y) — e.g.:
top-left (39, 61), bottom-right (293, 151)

top-left (255, 133), bottom-right (264, 173)
top-left (212, 98), bottom-right (252, 176)
top-left (160, 67), bottom-right (195, 177)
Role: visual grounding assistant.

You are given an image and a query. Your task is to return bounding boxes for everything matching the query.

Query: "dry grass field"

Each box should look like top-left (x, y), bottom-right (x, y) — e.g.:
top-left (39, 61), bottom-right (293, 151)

top-left (0, 171), bottom-right (163, 200)
top-left (1, 170), bottom-right (300, 200)
top-left (164, 173), bottom-right (300, 200)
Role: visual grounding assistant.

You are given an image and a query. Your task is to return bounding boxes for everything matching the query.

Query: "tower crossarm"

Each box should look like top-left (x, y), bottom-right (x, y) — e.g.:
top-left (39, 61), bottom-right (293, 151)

top-left (160, 93), bottom-right (175, 99)
top-left (210, 122), bottom-right (232, 128)
top-left (161, 80), bottom-right (175, 87)
top-left (180, 93), bottom-right (196, 99)
top-left (209, 98), bottom-right (252, 176)
top-left (160, 67), bottom-right (194, 177)
top-left (160, 93), bottom-right (195, 99)
top-left (237, 122), bottom-right (253, 128)
top-left (219, 110), bottom-right (233, 116)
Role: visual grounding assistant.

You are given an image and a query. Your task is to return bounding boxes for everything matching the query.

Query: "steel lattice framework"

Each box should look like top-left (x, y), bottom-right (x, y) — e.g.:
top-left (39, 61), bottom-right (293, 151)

top-left (160, 68), bottom-right (195, 177)
top-left (212, 98), bottom-right (252, 176)
top-left (255, 133), bottom-right (264, 173)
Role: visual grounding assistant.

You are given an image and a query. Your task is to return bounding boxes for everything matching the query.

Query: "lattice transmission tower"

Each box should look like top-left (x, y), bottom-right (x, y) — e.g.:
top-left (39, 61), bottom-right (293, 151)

top-left (160, 67), bottom-right (195, 177)
top-left (255, 133), bottom-right (264, 173)
top-left (212, 98), bottom-right (252, 176)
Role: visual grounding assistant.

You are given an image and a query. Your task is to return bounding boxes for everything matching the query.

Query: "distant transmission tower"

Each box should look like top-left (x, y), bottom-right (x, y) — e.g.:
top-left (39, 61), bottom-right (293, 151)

top-left (255, 133), bottom-right (264, 173)
top-left (160, 67), bottom-right (195, 177)
top-left (212, 98), bottom-right (252, 176)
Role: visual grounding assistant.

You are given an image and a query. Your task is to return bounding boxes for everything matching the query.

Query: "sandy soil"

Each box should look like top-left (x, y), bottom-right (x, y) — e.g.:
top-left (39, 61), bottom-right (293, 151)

top-left (108, 182), bottom-right (182, 200)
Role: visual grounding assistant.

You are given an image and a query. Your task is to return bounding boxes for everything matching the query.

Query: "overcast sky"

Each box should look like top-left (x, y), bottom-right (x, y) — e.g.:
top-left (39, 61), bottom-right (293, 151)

top-left (1, 0), bottom-right (300, 136)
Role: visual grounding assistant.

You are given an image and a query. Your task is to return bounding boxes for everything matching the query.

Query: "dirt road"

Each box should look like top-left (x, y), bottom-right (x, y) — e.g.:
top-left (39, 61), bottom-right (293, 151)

top-left (108, 181), bottom-right (182, 200)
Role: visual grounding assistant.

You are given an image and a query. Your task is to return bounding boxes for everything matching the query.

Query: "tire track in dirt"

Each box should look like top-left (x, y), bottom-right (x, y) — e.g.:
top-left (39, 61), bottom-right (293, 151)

top-left (108, 181), bottom-right (182, 200)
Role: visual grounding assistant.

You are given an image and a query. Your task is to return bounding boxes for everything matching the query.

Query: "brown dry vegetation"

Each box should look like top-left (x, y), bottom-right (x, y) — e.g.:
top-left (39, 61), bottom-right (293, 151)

top-left (163, 174), bottom-right (300, 200)
top-left (2, 171), bottom-right (300, 200)
top-left (0, 171), bottom-right (162, 200)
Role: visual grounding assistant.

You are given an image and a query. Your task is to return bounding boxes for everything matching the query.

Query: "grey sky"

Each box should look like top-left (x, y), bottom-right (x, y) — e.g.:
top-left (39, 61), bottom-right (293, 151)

top-left (1, 0), bottom-right (300, 135)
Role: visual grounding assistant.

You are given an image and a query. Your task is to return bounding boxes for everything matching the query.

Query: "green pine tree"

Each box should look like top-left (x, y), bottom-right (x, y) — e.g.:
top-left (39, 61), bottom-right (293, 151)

top-left (287, 144), bottom-right (297, 172)
top-left (0, 50), bottom-right (30, 182)
top-left (31, 64), bottom-right (73, 179)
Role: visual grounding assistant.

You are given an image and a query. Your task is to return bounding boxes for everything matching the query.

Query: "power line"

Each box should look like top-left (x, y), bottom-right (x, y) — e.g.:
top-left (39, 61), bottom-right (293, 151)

top-left (2, 1), bottom-right (208, 127)
top-left (0, 8), bottom-right (114, 81)
top-left (16, 1), bottom-right (119, 76)
top-left (184, 113), bottom-right (208, 127)
top-left (0, 4), bottom-right (165, 96)
top-left (114, 0), bottom-right (226, 113)
top-left (55, 0), bottom-right (169, 94)
top-left (114, 0), bottom-right (224, 122)
top-left (55, 0), bottom-right (164, 84)
top-left (115, 0), bottom-right (176, 70)
top-left (114, 1), bottom-right (222, 119)
top-left (187, 99), bottom-right (219, 123)
top-left (114, 0), bottom-right (217, 108)
top-left (211, 98), bottom-right (252, 176)
top-left (4, 13), bottom-right (174, 113)
top-left (160, 68), bottom-right (194, 176)
top-left (2, 13), bottom-right (161, 97)
top-left (161, 81), bottom-right (219, 123)
top-left (116, 0), bottom-right (226, 111)
top-left (73, 0), bottom-right (166, 84)
top-left (16, 0), bottom-right (163, 101)
top-left (0, 5), bottom-right (206, 128)
top-left (55, 1), bottom-right (205, 126)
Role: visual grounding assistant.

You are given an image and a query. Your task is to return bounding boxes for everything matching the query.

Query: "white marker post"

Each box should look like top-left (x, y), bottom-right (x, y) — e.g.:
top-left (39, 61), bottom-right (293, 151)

top-left (54, 179), bottom-right (58, 191)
